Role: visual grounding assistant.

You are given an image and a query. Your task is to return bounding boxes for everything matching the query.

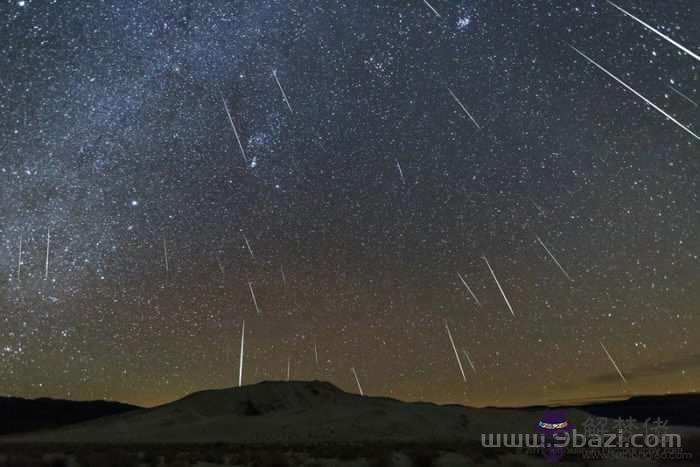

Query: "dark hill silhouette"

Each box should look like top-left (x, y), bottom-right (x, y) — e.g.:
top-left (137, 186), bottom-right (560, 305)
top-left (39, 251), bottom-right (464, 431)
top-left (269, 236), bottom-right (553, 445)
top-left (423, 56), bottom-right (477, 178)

top-left (493, 393), bottom-right (700, 427)
top-left (2, 380), bottom-right (598, 444)
top-left (0, 395), bottom-right (140, 435)
top-left (577, 394), bottom-right (700, 427)
top-left (3, 384), bottom-right (698, 445)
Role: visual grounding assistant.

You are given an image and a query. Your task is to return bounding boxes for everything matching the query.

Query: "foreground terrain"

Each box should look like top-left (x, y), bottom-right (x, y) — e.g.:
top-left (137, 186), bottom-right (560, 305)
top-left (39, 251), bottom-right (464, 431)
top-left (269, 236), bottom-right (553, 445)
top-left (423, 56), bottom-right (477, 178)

top-left (1, 381), bottom-right (698, 466)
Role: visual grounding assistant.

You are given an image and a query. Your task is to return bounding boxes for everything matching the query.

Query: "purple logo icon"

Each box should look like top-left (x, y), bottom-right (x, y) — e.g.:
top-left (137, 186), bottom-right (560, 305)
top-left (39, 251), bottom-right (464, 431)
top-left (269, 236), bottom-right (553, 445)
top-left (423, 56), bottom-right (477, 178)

top-left (536, 409), bottom-right (572, 462)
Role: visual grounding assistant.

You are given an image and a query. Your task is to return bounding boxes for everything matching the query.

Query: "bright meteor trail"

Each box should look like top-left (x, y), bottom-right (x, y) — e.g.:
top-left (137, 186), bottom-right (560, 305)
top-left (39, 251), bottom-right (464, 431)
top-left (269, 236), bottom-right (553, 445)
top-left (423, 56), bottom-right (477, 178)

top-left (422, 0), bottom-right (441, 18)
top-left (482, 256), bottom-right (516, 318)
top-left (221, 94), bottom-right (249, 165)
top-left (272, 69), bottom-right (293, 114)
top-left (238, 320), bottom-right (245, 387)
top-left (570, 45), bottom-right (700, 142)
top-left (536, 235), bottom-right (574, 282)
top-left (600, 341), bottom-right (629, 386)
top-left (248, 282), bottom-right (261, 315)
top-left (445, 320), bottom-right (467, 382)
top-left (607, 1), bottom-right (700, 63)
top-left (457, 272), bottom-right (482, 307)
top-left (447, 87), bottom-right (481, 130)
top-left (351, 367), bottom-right (364, 396)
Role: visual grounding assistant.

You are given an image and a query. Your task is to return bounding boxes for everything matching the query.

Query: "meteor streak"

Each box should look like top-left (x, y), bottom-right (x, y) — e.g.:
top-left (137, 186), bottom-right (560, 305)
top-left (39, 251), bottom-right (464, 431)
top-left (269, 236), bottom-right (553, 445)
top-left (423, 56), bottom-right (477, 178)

top-left (570, 45), bottom-right (700, 141)
top-left (600, 341), bottom-right (628, 385)
top-left (607, 1), bottom-right (700, 63)
top-left (423, 0), bottom-right (441, 18)
top-left (351, 367), bottom-right (364, 395)
top-left (221, 93), bottom-right (249, 164)
top-left (447, 87), bottom-right (481, 129)
top-left (44, 226), bottom-right (50, 280)
top-left (17, 233), bottom-right (22, 285)
top-left (457, 272), bottom-right (481, 306)
top-left (216, 256), bottom-right (225, 280)
top-left (248, 282), bottom-right (261, 314)
top-left (163, 237), bottom-right (169, 277)
top-left (396, 159), bottom-right (406, 185)
top-left (243, 234), bottom-right (255, 258)
top-left (239, 320), bottom-right (245, 387)
top-left (668, 85), bottom-right (698, 107)
top-left (445, 321), bottom-right (467, 382)
top-left (462, 349), bottom-right (477, 374)
top-left (536, 235), bottom-right (574, 282)
top-left (529, 197), bottom-right (546, 216)
top-left (482, 256), bottom-right (516, 318)
top-left (272, 70), bottom-right (293, 113)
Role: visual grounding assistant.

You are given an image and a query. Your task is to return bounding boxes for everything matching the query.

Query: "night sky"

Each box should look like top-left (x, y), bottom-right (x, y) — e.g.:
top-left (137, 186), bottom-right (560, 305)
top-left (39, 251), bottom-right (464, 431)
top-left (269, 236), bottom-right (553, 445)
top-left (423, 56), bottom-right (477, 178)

top-left (1, 0), bottom-right (698, 408)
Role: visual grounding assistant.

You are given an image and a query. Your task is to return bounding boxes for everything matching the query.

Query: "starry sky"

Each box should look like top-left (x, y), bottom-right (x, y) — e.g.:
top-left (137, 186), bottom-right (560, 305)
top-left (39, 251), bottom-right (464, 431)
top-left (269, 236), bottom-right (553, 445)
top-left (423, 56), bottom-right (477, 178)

top-left (1, 0), bottom-right (698, 408)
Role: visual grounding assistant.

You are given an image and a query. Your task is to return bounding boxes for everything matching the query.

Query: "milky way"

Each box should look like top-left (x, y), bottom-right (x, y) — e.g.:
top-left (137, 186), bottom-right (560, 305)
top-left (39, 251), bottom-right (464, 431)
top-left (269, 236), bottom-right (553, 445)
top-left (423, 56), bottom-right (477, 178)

top-left (0, 0), bottom-right (698, 407)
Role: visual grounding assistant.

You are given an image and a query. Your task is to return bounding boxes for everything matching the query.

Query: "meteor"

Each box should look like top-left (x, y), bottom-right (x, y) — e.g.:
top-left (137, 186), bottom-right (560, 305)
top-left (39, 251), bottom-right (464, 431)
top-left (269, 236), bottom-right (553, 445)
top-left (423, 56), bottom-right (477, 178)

top-left (216, 256), bottom-right (225, 280)
top-left (462, 349), bottom-right (477, 374)
top-left (351, 367), bottom-right (364, 395)
top-left (163, 237), bottom-right (169, 277)
top-left (445, 320), bottom-right (467, 382)
top-left (457, 272), bottom-right (482, 306)
top-left (536, 235), bottom-right (574, 282)
top-left (600, 341), bottom-right (628, 385)
top-left (396, 159), bottom-right (406, 185)
top-left (570, 45), bottom-right (700, 142)
top-left (44, 226), bottom-right (50, 280)
top-left (482, 256), bottom-right (516, 318)
top-left (272, 70), bottom-right (293, 114)
top-left (423, 0), bottom-right (441, 18)
top-left (447, 87), bottom-right (481, 129)
top-left (668, 85), bottom-right (698, 108)
top-left (529, 197), bottom-right (546, 216)
top-left (243, 234), bottom-right (255, 258)
top-left (248, 282), bottom-right (261, 314)
top-left (238, 320), bottom-right (245, 387)
top-left (607, 1), bottom-right (700, 63)
top-left (17, 233), bottom-right (22, 285)
top-left (221, 93), bottom-right (249, 164)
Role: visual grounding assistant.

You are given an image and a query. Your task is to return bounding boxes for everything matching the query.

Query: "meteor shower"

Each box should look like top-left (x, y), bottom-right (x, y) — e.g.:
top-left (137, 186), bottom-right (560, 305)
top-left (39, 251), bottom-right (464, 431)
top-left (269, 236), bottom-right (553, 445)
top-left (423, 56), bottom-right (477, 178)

top-left (0, 1), bottom-right (698, 466)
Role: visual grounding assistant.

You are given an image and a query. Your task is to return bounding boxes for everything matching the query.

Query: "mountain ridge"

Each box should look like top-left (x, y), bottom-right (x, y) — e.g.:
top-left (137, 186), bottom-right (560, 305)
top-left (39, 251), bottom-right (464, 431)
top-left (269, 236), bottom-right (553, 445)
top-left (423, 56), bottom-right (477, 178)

top-left (0, 381), bottom-right (602, 444)
top-left (3, 383), bottom-right (698, 444)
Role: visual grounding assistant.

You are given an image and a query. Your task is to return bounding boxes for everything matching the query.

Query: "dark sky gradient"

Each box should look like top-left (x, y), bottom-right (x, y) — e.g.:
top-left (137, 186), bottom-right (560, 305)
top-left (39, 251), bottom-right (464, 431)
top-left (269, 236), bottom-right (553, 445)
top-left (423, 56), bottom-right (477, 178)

top-left (0, 0), bottom-right (698, 407)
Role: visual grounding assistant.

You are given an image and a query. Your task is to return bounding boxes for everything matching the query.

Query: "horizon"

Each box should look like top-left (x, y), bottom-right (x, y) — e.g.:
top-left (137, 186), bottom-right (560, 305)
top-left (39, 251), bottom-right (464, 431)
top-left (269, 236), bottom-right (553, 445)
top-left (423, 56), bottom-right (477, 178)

top-left (4, 378), bottom-right (698, 410)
